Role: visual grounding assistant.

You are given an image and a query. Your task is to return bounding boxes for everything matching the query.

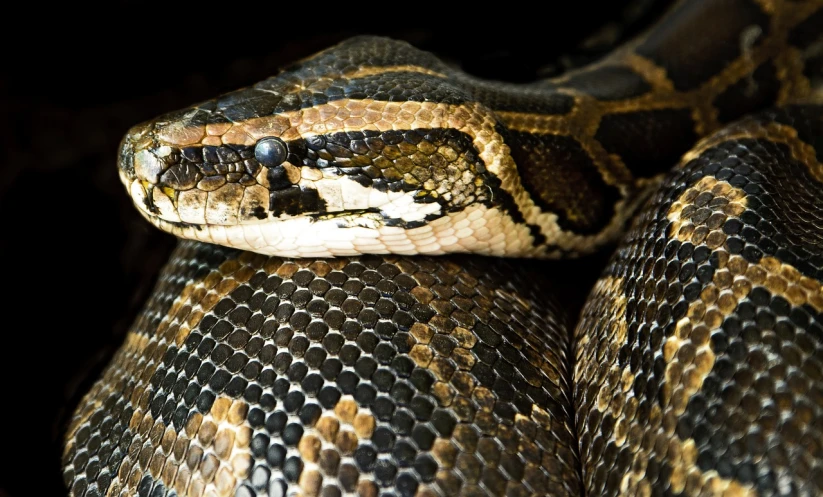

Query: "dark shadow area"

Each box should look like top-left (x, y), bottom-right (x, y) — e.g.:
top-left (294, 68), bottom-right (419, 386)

top-left (0, 2), bottom-right (672, 494)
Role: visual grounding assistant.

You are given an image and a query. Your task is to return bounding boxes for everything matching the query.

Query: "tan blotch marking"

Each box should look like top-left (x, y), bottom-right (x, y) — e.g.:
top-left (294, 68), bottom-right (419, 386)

top-left (392, 263), bottom-right (577, 496)
top-left (425, 401), bottom-right (559, 496)
top-left (575, 275), bottom-right (638, 475)
top-left (628, 175), bottom-right (822, 496)
top-left (493, 3), bottom-right (817, 256)
top-left (295, 395), bottom-right (378, 496)
top-left (342, 65), bottom-right (447, 80)
top-left (500, 0), bottom-right (818, 156)
top-left (681, 121), bottom-right (823, 183)
top-left (65, 253), bottom-right (267, 496)
top-left (636, 178), bottom-right (758, 495)
top-left (104, 398), bottom-right (253, 497)
top-left (577, 236), bottom-right (760, 495)
top-left (576, 275), bottom-right (631, 415)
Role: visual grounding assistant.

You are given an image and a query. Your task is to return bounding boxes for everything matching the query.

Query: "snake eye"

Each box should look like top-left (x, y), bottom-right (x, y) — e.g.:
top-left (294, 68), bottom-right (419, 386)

top-left (255, 137), bottom-right (287, 167)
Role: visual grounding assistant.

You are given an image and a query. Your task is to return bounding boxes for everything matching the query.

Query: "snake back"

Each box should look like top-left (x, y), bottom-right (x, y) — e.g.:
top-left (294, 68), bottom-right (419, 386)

top-left (63, 244), bottom-right (580, 496)
top-left (117, 0), bottom-right (821, 258)
top-left (62, 1), bottom-right (823, 496)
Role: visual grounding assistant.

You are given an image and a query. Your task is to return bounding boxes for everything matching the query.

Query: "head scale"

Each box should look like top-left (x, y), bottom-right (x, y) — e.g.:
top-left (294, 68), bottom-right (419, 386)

top-left (117, 41), bottom-right (512, 257)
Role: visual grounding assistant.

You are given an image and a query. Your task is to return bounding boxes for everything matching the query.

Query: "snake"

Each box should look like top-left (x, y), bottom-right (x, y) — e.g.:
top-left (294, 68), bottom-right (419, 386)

top-left (62, 0), bottom-right (823, 496)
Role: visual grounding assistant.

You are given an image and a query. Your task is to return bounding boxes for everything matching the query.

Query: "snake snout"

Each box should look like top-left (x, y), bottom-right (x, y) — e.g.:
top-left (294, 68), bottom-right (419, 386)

top-left (118, 135), bottom-right (135, 181)
top-left (119, 122), bottom-right (166, 184)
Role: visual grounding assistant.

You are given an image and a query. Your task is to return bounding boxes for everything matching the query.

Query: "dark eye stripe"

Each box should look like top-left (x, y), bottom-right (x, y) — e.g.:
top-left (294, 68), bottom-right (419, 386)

top-left (255, 137), bottom-right (287, 167)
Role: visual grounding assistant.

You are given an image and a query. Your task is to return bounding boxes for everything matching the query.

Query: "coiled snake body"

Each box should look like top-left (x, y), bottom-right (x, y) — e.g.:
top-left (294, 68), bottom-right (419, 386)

top-left (64, 1), bottom-right (823, 496)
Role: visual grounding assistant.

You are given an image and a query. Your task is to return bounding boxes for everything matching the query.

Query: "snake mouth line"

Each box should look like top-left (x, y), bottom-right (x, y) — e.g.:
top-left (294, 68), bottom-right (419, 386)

top-left (123, 163), bottom-right (448, 230)
top-left (136, 199), bottom-right (430, 235)
top-left (125, 177), bottom-right (400, 233)
top-left (137, 206), bottom-right (392, 232)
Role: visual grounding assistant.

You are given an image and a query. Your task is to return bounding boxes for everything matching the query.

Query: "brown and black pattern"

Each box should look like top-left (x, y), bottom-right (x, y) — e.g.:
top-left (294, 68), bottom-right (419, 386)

top-left (117, 0), bottom-right (823, 258)
top-left (64, 242), bottom-right (580, 496)
top-left (149, 126), bottom-right (514, 228)
top-left (575, 103), bottom-right (823, 496)
top-left (65, 0), bottom-right (823, 496)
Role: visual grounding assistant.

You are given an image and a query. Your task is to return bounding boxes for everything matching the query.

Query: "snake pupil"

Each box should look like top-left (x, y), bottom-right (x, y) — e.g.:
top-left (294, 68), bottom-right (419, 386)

top-left (255, 137), bottom-right (287, 167)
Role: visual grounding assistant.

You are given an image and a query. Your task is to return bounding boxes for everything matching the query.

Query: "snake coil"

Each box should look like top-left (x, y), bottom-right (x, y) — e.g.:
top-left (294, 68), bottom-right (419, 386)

top-left (64, 1), bottom-right (823, 496)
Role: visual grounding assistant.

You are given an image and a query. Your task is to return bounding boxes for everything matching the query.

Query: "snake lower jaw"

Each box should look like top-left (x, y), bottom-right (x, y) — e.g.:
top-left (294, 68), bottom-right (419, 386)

top-left (134, 198), bottom-right (555, 259)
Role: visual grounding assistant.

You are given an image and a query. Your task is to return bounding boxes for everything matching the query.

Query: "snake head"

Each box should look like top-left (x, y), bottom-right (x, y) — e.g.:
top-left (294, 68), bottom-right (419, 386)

top-left (117, 37), bottom-right (529, 257)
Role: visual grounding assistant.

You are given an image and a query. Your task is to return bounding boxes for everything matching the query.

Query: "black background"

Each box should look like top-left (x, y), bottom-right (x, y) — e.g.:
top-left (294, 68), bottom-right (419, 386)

top-left (0, 2), bottom-right (669, 494)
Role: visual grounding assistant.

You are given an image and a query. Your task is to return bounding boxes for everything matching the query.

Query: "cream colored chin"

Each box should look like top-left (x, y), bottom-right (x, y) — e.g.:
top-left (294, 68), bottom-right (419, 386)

top-left (126, 176), bottom-right (541, 257)
top-left (138, 202), bottom-right (542, 258)
top-left (126, 177), bottom-right (632, 258)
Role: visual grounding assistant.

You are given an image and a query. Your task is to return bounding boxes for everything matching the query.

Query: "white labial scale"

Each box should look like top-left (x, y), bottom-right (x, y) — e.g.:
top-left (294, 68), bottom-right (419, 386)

top-left (151, 188), bottom-right (181, 223)
top-left (205, 184), bottom-right (242, 225)
top-left (338, 179), bottom-right (370, 210)
top-left (367, 187), bottom-right (402, 210)
top-left (393, 247), bottom-right (421, 256)
top-left (178, 190), bottom-right (208, 224)
top-left (263, 219), bottom-right (365, 256)
top-left (313, 179), bottom-right (344, 211)
top-left (300, 166), bottom-right (323, 182)
top-left (353, 237), bottom-right (386, 250)
top-left (324, 240), bottom-right (360, 253)
top-left (379, 227), bottom-right (412, 242)
top-left (347, 226), bottom-right (382, 241)
top-left (239, 185), bottom-right (269, 224)
top-left (380, 194), bottom-right (443, 222)
top-left (259, 217), bottom-right (311, 248)
top-left (322, 226), bottom-right (373, 242)
top-left (353, 236), bottom-right (388, 253)
top-left (130, 181), bottom-right (148, 211)
top-left (386, 244), bottom-right (419, 254)
top-left (301, 248), bottom-right (336, 258)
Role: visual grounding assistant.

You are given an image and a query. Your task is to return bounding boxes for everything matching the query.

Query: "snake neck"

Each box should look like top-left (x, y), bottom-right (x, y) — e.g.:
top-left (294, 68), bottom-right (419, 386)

top-left (117, 0), bottom-right (823, 258)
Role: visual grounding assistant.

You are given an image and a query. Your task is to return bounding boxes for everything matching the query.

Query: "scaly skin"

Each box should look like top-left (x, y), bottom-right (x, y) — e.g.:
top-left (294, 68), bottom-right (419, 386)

top-left (63, 1), bottom-right (823, 496)
top-left (118, 0), bottom-right (822, 258)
